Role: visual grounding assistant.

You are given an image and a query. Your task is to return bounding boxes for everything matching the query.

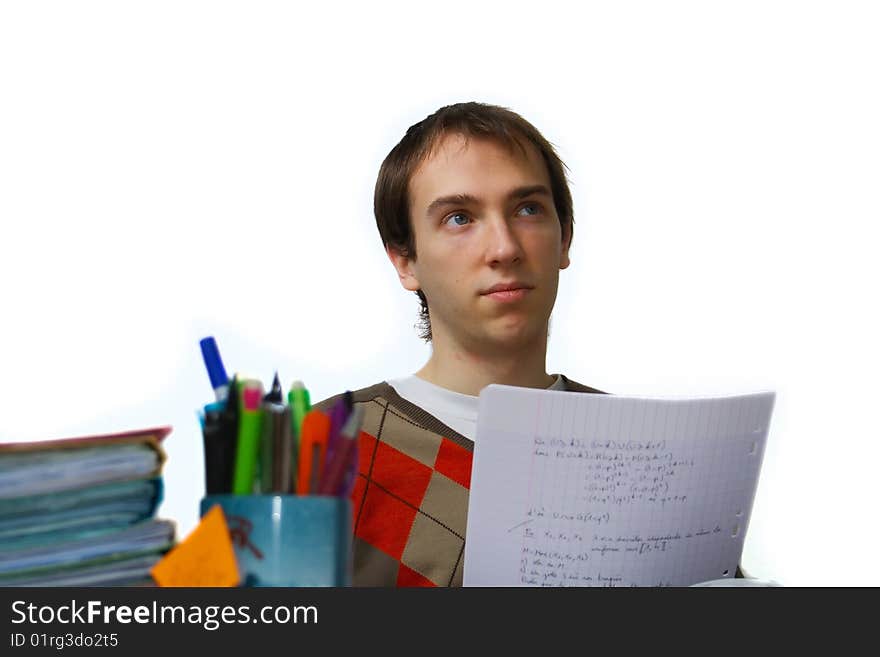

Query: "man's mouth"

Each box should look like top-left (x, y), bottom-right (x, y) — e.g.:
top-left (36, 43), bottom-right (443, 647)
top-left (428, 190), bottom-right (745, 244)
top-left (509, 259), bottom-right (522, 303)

top-left (480, 282), bottom-right (533, 302)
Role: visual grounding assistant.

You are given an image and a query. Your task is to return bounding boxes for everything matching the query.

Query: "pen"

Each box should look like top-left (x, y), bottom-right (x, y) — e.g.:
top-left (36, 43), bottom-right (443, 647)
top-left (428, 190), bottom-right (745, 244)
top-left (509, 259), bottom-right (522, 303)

top-left (318, 405), bottom-right (364, 495)
top-left (288, 380), bottom-right (311, 439)
top-left (288, 380), bottom-right (311, 490)
top-left (232, 380), bottom-right (264, 495)
top-left (324, 391), bottom-right (352, 474)
top-left (339, 423), bottom-right (361, 498)
top-left (275, 405), bottom-right (293, 493)
top-left (199, 336), bottom-right (230, 402)
top-left (260, 372), bottom-right (292, 493)
top-left (296, 409), bottom-right (331, 496)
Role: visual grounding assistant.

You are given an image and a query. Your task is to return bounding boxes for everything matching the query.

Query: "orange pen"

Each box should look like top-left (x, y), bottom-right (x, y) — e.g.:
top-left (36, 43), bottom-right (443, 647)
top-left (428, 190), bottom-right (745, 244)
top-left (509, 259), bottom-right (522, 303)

top-left (296, 409), bottom-right (331, 495)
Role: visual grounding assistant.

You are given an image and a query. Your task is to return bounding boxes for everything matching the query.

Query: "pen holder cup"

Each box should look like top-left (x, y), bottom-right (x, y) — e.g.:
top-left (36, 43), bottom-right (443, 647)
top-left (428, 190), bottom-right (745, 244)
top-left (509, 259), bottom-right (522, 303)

top-left (199, 495), bottom-right (352, 587)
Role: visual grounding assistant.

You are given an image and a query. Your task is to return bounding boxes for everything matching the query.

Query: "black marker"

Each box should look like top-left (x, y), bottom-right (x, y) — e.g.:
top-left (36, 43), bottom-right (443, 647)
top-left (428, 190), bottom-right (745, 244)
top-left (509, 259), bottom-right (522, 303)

top-left (203, 373), bottom-right (238, 495)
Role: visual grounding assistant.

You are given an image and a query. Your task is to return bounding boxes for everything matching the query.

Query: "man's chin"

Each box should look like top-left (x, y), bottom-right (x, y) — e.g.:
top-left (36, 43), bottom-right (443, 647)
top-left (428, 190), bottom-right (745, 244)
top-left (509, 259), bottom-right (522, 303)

top-left (478, 322), bottom-right (545, 352)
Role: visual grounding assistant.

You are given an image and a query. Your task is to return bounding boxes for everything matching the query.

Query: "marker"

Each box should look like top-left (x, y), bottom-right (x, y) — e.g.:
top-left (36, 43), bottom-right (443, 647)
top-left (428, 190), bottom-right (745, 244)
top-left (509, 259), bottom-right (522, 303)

top-left (318, 405), bottom-right (364, 495)
top-left (199, 336), bottom-right (230, 402)
top-left (202, 402), bottom-right (235, 495)
top-left (232, 381), bottom-right (264, 495)
top-left (296, 409), bottom-right (331, 496)
top-left (205, 377), bottom-right (238, 495)
top-left (198, 399), bottom-right (224, 430)
top-left (216, 373), bottom-right (240, 493)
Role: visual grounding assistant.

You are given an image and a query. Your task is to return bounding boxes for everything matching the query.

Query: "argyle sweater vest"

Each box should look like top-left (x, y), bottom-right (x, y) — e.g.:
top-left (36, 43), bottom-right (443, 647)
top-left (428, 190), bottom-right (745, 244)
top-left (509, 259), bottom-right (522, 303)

top-left (314, 376), bottom-right (605, 587)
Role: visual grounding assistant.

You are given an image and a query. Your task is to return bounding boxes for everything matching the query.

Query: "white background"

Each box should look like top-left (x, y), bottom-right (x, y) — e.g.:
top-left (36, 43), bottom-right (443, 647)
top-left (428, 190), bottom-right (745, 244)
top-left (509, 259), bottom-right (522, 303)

top-left (1, 1), bottom-right (877, 586)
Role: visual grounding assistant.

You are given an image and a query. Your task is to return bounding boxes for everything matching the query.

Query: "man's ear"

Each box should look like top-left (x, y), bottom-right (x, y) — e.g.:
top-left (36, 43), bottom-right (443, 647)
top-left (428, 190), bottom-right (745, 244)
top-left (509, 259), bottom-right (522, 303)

top-left (386, 245), bottom-right (421, 292)
top-left (559, 224), bottom-right (572, 270)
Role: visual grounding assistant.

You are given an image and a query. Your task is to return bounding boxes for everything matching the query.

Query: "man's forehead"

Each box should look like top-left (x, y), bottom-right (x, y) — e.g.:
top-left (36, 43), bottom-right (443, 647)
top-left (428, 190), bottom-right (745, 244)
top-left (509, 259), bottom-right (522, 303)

top-left (410, 132), bottom-right (550, 205)
top-left (422, 131), bottom-right (542, 170)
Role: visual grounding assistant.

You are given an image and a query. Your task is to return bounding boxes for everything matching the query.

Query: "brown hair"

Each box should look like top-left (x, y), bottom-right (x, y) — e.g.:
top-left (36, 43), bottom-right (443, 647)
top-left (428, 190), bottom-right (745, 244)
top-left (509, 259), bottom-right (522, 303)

top-left (374, 101), bottom-right (575, 341)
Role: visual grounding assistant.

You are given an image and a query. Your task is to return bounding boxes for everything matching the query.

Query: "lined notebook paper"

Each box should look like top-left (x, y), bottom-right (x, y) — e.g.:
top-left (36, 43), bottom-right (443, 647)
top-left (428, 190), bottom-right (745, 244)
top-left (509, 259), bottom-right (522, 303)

top-left (463, 386), bottom-right (775, 587)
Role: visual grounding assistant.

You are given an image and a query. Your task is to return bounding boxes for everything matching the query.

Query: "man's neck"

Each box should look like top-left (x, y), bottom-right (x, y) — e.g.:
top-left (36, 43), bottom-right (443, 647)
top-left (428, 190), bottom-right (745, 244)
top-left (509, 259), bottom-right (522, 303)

top-left (415, 331), bottom-right (554, 397)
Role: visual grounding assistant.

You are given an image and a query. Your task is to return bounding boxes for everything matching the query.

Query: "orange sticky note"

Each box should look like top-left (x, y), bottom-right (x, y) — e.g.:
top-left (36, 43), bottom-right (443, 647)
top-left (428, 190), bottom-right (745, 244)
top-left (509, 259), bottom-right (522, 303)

top-left (151, 505), bottom-right (240, 587)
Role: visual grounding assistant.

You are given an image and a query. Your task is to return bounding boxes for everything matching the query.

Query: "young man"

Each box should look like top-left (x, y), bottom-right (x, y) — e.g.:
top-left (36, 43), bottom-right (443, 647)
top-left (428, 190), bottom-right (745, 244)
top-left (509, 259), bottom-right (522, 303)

top-left (316, 102), bottom-right (604, 586)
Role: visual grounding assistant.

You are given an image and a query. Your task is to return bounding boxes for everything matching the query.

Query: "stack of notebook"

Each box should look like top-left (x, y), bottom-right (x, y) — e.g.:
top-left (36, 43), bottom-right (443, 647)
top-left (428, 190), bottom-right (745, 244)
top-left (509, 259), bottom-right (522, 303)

top-left (0, 426), bottom-right (176, 586)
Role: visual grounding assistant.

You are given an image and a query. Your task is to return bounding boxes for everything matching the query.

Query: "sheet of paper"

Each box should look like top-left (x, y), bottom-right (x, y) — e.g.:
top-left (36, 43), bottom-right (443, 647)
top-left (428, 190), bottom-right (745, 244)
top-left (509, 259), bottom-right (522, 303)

top-left (151, 504), bottom-right (240, 587)
top-left (464, 386), bottom-right (775, 587)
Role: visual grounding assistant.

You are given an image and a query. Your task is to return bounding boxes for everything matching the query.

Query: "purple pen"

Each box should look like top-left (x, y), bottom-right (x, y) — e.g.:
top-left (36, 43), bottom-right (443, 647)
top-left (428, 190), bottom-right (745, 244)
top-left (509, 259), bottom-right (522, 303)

top-left (338, 429), bottom-right (360, 497)
top-left (323, 391), bottom-right (352, 474)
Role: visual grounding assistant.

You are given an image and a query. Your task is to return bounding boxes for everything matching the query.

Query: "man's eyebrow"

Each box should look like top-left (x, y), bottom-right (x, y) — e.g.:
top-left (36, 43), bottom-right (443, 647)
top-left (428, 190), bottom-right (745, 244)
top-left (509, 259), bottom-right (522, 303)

top-left (508, 184), bottom-right (552, 201)
top-left (424, 185), bottom-right (552, 218)
top-left (425, 194), bottom-right (480, 218)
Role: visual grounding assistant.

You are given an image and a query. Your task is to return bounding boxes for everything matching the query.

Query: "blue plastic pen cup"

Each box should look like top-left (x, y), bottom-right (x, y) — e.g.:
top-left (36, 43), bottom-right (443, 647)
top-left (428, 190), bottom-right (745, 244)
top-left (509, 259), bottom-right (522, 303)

top-left (199, 494), bottom-right (352, 587)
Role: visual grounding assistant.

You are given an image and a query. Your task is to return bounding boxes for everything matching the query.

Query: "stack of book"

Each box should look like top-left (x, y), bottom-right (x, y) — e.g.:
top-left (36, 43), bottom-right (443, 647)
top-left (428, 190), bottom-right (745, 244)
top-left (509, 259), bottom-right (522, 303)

top-left (0, 427), bottom-right (176, 586)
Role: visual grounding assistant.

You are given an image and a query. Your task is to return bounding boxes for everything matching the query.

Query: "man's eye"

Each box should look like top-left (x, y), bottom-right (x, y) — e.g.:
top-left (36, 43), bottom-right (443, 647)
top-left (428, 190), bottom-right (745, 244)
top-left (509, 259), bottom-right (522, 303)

top-left (444, 212), bottom-right (471, 226)
top-left (518, 203), bottom-right (542, 216)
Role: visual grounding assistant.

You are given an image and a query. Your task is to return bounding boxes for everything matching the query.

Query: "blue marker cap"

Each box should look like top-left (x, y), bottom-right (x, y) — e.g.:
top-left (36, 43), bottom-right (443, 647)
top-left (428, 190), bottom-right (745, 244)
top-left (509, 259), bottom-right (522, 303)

top-left (203, 400), bottom-right (226, 415)
top-left (199, 336), bottom-right (230, 398)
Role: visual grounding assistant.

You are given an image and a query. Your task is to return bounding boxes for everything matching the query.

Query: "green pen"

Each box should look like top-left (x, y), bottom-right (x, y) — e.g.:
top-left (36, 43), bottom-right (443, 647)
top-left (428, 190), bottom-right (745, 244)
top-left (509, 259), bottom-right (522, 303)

top-left (232, 381), bottom-right (264, 495)
top-left (288, 380), bottom-right (311, 490)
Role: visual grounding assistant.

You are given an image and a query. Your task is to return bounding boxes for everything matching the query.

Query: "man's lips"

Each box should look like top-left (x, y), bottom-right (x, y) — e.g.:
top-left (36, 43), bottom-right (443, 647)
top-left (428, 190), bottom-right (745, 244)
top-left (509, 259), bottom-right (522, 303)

top-left (480, 282), bottom-right (533, 295)
top-left (484, 288), bottom-right (530, 302)
top-left (480, 282), bottom-right (533, 302)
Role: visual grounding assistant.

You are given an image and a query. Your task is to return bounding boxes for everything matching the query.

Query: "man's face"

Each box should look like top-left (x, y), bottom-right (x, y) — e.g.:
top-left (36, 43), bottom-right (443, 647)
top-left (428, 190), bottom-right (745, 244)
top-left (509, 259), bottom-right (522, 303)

top-left (390, 132), bottom-right (570, 354)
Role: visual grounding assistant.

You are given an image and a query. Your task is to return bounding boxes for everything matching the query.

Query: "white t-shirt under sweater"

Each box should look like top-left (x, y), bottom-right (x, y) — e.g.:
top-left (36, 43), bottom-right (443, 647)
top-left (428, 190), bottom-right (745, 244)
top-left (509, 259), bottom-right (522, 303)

top-left (386, 374), bottom-right (567, 442)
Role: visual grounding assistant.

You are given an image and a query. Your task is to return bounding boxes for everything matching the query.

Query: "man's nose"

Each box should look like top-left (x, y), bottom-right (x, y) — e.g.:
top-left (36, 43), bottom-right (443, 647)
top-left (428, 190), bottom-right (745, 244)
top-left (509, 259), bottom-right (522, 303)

top-left (484, 216), bottom-right (524, 266)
